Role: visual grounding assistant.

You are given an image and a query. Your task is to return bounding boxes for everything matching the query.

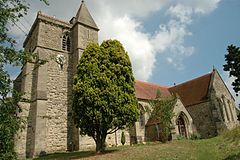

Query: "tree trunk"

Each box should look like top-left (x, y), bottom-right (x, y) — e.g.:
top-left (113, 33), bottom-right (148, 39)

top-left (95, 134), bottom-right (107, 153)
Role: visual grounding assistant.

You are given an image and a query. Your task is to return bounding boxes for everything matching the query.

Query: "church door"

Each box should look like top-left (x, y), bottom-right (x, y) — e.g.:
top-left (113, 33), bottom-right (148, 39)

top-left (177, 116), bottom-right (187, 138)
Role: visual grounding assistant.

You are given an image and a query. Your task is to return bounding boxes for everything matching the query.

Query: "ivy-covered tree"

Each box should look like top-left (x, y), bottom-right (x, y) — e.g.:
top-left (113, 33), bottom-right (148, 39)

top-left (0, 0), bottom-right (48, 159)
top-left (73, 40), bottom-right (139, 153)
top-left (149, 90), bottom-right (176, 143)
top-left (223, 45), bottom-right (240, 96)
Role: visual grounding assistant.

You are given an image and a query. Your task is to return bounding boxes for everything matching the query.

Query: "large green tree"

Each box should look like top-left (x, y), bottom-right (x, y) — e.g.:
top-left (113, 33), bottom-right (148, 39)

top-left (0, 0), bottom-right (48, 159)
top-left (223, 45), bottom-right (240, 97)
top-left (73, 40), bottom-right (139, 153)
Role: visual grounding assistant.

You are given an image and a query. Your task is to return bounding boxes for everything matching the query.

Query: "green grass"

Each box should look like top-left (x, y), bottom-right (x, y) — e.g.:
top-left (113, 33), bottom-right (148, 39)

top-left (32, 127), bottom-right (240, 160)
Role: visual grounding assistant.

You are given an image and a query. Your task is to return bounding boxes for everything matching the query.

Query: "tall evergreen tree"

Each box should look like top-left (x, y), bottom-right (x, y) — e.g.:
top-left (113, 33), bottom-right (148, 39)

top-left (223, 45), bottom-right (240, 96)
top-left (73, 40), bottom-right (139, 153)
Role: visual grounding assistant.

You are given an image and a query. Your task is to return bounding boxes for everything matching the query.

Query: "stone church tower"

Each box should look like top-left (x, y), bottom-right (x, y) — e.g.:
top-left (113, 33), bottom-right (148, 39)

top-left (14, 1), bottom-right (99, 158)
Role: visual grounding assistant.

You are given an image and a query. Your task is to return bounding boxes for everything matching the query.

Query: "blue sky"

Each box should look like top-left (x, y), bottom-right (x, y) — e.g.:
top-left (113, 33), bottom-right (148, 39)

top-left (150, 0), bottom-right (240, 84)
top-left (9, 0), bottom-right (240, 105)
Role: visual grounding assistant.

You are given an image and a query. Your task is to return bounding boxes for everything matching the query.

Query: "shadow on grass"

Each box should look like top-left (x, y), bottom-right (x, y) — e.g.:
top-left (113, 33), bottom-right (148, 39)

top-left (33, 149), bottom-right (118, 160)
top-left (224, 152), bottom-right (240, 160)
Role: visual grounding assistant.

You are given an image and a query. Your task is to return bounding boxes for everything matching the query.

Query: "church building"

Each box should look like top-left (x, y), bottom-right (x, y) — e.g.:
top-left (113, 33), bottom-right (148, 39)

top-left (14, 1), bottom-right (239, 158)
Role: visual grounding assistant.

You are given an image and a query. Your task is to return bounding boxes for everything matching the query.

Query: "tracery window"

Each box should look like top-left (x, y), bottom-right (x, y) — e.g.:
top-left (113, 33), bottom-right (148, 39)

top-left (217, 98), bottom-right (225, 121)
top-left (62, 32), bottom-right (71, 52)
top-left (228, 100), bottom-right (234, 121)
top-left (221, 95), bottom-right (230, 121)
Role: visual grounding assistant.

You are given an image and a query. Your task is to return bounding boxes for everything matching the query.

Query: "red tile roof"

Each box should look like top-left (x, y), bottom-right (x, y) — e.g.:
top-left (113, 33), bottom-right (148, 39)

top-left (168, 72), bottom-right (213, 107)
top-left (135, 72), bottom-right (213, 106)
top-left (135, 80), bottom-right (171, 100)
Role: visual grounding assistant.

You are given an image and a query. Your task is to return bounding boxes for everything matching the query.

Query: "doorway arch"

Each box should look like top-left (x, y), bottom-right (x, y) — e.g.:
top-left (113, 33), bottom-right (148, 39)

top-left (176, 113), bottom-right (188, 138)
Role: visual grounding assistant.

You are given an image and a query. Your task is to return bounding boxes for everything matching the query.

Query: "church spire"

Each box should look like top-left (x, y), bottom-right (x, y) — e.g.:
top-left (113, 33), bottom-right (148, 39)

top-left (75, 1), bottom-right (99, 30)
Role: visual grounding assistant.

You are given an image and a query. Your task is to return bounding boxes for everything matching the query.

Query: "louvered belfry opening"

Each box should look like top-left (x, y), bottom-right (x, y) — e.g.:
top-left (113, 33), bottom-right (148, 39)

top-left (62, 33), bottom-right (70, 52)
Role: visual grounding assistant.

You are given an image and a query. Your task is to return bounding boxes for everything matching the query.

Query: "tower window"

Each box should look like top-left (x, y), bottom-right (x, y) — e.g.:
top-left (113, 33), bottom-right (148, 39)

top-left (62, 32), bottom-right (71, 52)
top-left (67, 36), bottom-right (70, 52)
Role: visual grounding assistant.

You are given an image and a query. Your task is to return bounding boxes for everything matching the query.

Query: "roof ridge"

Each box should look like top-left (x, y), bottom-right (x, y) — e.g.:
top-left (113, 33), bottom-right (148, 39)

top-left (135, 82), bottom-right (156, 99)
top-left (170, 72), bottom-right (213, 89)
top-left (135, 80), bottom-right (169, 88)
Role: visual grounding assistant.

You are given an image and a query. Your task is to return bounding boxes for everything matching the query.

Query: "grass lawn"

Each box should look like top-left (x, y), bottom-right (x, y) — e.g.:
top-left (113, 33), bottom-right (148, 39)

top-left (33, 128), bottom-right (240, 160)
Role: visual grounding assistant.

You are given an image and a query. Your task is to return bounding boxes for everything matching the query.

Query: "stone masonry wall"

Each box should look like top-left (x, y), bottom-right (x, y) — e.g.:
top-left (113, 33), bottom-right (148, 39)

top-left (14, 102), bottom-right (31, 158)
top-left (26, 48), bottom-right (48, 157)
top-left (212, 71), bottom-right (239, 129)
top-left (133, 100), bottom-right (151, 143)
top-left (106, 129), bottom-right (130, 147)
top-left (77, 130), bottom-right (131, 151)
top-left (15, 32), bottom-right (36, 158)
top-left (186, 101), bottom-right (217, 138)
top-left (25, 17), bottom-right (71, 155)
top-left (76, 25), bottom-right (98, 50)
top-left (44, 48), bottom-right (69, 152)
top-left (24, 23), bottom-right (39, 52)
top-left (38, 21), bottom-right (70, 50)
top-left (172, 99), bottom-right (194, 139)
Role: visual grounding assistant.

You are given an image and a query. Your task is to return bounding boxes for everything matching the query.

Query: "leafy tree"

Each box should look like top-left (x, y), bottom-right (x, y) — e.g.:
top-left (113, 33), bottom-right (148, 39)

top-left (0, 93), bottom-right (22, 159)
top-left (149, 90), bottom-right (176, 143)
top-left (0, 0), bottom-right (48, 159)
top-left (73, 40), bottom-right (139, 153)
top-left (223, 45), bottom-right (240, 96)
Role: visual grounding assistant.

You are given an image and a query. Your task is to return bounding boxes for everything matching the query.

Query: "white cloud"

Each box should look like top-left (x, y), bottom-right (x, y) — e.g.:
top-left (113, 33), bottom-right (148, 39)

top-left (175, 0), bottom-right (221, 14)
top-left (167, 4), bottom-right (193, 24)
top-left (150, 4), bottom-right (195, 70)
top-left (88, 0), bottom-right (169, 18)
top-left (97, 14), bottom-right (155, 81)
top-left (95, 2), bottom-right (196, 79)
top-left (10, 0), bottom-right (221, 81)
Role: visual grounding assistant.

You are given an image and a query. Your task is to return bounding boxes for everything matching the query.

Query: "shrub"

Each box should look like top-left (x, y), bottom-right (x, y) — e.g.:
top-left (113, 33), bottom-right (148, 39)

top-left (121, 132), bottom-right (126, 145)
top-left (177, 135), bottom-right (186, 140)
top-left (190, 133), bottom-right (201, 140)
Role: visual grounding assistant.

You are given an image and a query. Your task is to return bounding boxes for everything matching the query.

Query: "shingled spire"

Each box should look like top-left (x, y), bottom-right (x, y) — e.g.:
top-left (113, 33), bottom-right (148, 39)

top-left (75, 1), bottom-right (99, 30)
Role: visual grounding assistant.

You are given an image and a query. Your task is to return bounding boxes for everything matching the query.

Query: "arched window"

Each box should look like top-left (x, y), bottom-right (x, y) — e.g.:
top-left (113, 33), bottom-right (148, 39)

top-left (67, 36), bottom-right (70, 52)
top-left (62, 32), bottom-right (71, 52)
top-left (221, 96), bottom-right (230, 122)
top-left (228, 100), bottom-right (234, 121)
top-left (216, 98), bottom-right (225, 122)
top-left (138, 104), bottom-right (145, 127)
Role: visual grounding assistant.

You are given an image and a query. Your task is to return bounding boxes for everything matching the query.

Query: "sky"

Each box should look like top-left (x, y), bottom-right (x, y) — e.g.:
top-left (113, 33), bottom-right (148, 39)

top-left (9, 0), bottom-right (240, 106)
